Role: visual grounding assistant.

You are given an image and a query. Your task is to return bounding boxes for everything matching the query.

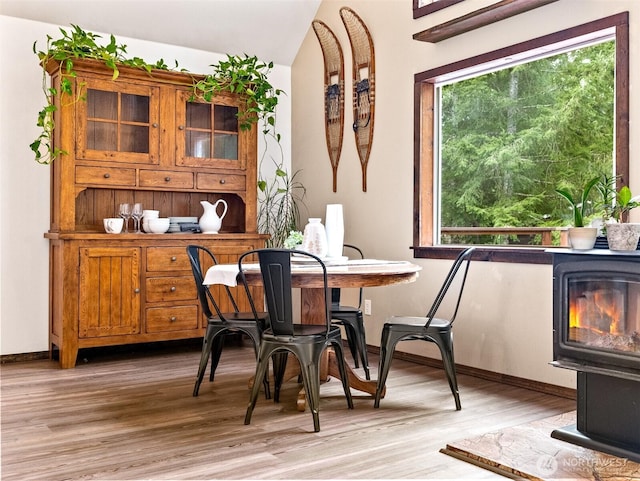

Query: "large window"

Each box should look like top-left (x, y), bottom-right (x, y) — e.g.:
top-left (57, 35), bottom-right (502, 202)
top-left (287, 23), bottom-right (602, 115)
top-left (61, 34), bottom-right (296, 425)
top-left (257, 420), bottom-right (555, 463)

top-left (413, 13), bottom-right (629, 262)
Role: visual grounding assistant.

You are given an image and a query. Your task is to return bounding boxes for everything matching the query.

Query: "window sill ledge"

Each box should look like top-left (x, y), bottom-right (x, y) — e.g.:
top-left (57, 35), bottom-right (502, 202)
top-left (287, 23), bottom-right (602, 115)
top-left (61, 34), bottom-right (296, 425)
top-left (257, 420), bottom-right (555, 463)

top-left (412, 245), bottom-right (554, 264)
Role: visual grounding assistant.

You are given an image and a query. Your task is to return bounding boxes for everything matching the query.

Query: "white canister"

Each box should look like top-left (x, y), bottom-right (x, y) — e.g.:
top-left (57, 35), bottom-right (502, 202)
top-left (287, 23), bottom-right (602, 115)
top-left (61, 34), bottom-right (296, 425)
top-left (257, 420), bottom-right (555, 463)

top-left (301, 218), bottom-right (328, 258)
top-left (325, 204), bottom-right (344, 258)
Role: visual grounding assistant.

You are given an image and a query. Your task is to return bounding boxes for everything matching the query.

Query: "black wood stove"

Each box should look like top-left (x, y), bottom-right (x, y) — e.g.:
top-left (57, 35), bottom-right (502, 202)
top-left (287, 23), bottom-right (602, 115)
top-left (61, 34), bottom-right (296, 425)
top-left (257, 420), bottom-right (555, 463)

top-left (550, 249), bottom-right (640, 462)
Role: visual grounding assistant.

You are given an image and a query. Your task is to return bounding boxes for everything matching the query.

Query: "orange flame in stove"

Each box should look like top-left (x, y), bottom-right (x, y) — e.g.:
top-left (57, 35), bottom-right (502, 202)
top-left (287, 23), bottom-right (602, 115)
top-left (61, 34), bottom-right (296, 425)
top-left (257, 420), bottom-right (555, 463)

top-left (569, 289), bottom-right (623, 334)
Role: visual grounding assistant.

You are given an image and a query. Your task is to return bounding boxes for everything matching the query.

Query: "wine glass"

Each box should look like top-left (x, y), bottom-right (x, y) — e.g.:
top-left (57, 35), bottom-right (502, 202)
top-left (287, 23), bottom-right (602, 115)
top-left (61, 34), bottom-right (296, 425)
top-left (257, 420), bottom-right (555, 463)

top-left (131, 203), bottom-right (144, 233)
top-left (118, 203), bottom-right (132, 233)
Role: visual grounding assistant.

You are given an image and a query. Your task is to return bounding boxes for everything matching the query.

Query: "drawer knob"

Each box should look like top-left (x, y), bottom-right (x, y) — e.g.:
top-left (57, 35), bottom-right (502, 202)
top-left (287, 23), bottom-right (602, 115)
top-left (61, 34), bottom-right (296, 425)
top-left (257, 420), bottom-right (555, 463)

top-left (219, 179), bottom-right (226, 184)
top-left (170, 286), bottom-right (177, 292)
top-left (152, 123), bottom-right (158, 128)
top-left (178, 125), bottom-right (185, 130)
top-left (165, 176), bottom-right (171, 182)
top-left (134, 288), bottom-right (140, 293)
top-left (104, 173), bottom-right (111, 179)
top-left (170, 316), bottom-right (177, 322)
top-left (171, 256), bottom-right (177, 262)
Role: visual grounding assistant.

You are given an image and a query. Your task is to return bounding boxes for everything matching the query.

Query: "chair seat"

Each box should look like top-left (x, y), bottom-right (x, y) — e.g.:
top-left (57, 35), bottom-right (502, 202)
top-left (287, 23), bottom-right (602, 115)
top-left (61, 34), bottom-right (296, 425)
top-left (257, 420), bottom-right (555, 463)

top-left (385, 316), bottom-right (452, 332)
top-left (263, 324), bottom-right (342, 342)
top-left (208, 312), bottom-right (269, 325)
top-left (332, 305), bottom-right (360, 314)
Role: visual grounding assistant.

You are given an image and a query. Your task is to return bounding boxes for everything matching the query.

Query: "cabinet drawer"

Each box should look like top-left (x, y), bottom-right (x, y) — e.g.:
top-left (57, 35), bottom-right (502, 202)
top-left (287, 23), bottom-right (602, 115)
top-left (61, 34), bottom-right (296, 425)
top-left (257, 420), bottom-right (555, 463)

top-left (146, 306), bottom-right (198, 332)
top-left (197, 173), bottom-right (245, 191)
top-left (147, 247), bottom-right (191, 272)
top-left (139, 170), bottom-right (194, 189)
top-left (146, 276), bottom-right (196, 302)
top-left (76, 166), bottom-right (136, 186)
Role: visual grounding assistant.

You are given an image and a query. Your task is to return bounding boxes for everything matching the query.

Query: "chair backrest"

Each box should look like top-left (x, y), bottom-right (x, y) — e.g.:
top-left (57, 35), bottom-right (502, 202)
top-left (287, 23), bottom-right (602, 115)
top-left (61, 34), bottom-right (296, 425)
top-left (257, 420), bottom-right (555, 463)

top-left (424, 247), bottom-right (475, 327)
top-left (186, 244), bottom-right (240, 321)
top-left (331, 244), bottom-right (364, 308)
top-left (239, 249), bottom-right (330, 336)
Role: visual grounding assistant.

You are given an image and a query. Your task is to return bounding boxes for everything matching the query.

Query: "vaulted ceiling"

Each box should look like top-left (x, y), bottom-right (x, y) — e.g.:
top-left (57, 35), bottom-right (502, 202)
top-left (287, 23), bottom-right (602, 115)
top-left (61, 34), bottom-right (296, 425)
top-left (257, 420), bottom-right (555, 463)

top-left (0, 0), bottom-right (322, 66)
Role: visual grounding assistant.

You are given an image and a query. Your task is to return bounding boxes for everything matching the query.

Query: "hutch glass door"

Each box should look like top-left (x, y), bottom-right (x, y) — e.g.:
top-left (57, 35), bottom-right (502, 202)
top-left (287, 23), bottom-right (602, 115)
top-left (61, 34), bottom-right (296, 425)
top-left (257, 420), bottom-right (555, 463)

top-left (175, 91), bottom-right (245, 169)
top-left (76, 77), bottom-right (160, 164)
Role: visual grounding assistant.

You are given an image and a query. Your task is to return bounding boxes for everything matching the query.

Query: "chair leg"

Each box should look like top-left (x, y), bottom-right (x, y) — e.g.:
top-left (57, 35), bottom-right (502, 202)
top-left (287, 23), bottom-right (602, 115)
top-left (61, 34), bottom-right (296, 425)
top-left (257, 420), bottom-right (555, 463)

top-left (374, 326), bottom-right (400, 408)
top-left (355, 313), bottom-right (370, 380)
top-left (244, 344), bottom-right (274, 426)
top-left (432, 331), bottom-right (461, 410)
top-left (297, 348), bottom-right (323, 432)
top-left (271, 352), bottom-right (289, 403)
top-left (246, 329), bottom-right (271, 400)
top-left (342, 323), bottom-right (360, 368)
top-left (208, 334), bottom-right (225, 382)
top-left (331, 340), bottom-right (354, 409)
top-left (193, 325), bottom-right (217, 397)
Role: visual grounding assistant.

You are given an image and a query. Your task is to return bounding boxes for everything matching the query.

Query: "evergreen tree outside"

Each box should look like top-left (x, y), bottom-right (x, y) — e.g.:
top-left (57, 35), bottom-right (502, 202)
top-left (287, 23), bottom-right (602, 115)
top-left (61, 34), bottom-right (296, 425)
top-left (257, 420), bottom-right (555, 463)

top-left (439, 40), bottom-right (614, 246)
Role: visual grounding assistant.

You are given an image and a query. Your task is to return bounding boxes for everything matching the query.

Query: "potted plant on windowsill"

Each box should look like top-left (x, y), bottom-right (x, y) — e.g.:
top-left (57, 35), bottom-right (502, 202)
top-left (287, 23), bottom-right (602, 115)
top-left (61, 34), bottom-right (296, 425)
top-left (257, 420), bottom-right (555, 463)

top-left (596, 177), bottom-right (640, 250)
top-left (555, 176), bottom-right (600, 249)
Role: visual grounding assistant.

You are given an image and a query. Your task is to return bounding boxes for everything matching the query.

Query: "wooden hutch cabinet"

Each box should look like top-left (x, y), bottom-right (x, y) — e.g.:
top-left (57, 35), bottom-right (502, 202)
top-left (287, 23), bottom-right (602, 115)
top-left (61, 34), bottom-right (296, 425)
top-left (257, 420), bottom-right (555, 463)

top-left (45, 59), bottom-right (267, 368)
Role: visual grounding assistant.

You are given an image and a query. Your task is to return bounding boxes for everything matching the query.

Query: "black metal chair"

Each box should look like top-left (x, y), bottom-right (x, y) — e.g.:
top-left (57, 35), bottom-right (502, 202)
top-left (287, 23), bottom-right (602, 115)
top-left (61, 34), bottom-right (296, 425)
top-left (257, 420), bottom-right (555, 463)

top-left (186, 245), bottom-right (270, 398)
top-left (330, 244), bottom-right (370, 379)
top-left (239, 248), bottom-right (354, 432)
top-left (374, 247), bottom-right (475, 410)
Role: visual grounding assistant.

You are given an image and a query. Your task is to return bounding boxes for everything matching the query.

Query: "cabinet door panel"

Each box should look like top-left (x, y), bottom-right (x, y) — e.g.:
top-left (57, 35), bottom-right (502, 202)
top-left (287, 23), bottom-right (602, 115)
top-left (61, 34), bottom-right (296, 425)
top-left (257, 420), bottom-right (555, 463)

top-left (175, 90), bottom-right (246, 170)
top-left (79, 247), bottom-right (141, 337)
top-left (76, 77), bottom-right (160, 165)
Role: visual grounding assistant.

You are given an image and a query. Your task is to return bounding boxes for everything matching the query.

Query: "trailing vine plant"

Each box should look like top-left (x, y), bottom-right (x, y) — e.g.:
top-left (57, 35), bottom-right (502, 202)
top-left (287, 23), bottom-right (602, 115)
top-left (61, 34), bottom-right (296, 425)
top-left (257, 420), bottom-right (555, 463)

top-left (31, 24), bottom-right (175, 164)
top-left (191, 54), bottom-right (306, 246)
top-left (191, 54), bottom-right (282, 134)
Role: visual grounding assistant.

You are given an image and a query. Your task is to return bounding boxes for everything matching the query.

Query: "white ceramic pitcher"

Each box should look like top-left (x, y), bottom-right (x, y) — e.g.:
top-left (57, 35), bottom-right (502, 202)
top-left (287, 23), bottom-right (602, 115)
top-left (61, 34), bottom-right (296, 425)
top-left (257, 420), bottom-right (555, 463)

top-left (199, 200), bottom-right (228, 234)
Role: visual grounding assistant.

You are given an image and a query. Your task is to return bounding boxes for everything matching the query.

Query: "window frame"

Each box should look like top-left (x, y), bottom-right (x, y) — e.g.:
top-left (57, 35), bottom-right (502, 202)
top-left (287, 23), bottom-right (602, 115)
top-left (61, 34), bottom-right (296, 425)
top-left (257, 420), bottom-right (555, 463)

top-left (413, 0), bottom-right (464, 19)
top-left (412, 12), bottom-right (629, 263)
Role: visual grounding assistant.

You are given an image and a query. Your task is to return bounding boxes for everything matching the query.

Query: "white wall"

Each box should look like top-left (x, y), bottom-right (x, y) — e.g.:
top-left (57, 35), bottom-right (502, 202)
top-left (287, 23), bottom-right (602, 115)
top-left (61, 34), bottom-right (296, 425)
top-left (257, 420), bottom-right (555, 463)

top-left (0, 15), bottom-right (291, 356)
top-left (291, 0), bottom-right (640, 388)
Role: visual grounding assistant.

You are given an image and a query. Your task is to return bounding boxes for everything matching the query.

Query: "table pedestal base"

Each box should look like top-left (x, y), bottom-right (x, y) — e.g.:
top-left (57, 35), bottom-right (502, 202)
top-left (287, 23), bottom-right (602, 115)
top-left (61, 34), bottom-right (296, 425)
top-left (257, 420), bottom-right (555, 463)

top-left (249, 348), bottom-right (384, 411)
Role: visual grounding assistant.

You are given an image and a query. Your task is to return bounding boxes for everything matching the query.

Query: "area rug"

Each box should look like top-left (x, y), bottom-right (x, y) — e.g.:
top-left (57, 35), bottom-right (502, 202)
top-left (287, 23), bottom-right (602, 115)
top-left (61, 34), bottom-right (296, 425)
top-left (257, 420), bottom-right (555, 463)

top-left (441, 411), bottom-right (640, 480)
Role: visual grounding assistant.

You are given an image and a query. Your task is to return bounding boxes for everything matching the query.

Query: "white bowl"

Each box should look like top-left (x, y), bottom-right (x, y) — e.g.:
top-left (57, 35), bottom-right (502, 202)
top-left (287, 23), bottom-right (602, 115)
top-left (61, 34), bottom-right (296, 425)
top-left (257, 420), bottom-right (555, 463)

top-left (103, 217), bottom-right (124, 234)
top-left (147, 218), bottom-right (170, 234)
top-left (143, 210), bottom-right (160, 218)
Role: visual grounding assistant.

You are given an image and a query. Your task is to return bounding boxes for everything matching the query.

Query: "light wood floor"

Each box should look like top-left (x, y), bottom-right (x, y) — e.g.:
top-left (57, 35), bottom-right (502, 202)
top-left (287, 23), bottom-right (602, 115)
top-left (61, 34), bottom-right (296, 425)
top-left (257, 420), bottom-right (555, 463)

top-left (1, 342), bottom-right (574, 480)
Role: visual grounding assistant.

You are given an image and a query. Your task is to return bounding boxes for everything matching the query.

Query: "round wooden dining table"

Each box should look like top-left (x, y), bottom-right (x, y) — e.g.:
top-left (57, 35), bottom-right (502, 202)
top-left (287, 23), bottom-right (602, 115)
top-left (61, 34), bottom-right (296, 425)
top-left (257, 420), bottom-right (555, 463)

top-left (240, 259), bottom-right (422, 410)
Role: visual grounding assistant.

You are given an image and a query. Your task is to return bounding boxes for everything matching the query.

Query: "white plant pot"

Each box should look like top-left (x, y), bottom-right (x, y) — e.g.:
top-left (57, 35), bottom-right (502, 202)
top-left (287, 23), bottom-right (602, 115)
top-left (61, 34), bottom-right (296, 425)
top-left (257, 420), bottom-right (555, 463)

top-left (605, 223), bottom-right (640, 251)
top-left (568, 227), bottom-right (597, 250)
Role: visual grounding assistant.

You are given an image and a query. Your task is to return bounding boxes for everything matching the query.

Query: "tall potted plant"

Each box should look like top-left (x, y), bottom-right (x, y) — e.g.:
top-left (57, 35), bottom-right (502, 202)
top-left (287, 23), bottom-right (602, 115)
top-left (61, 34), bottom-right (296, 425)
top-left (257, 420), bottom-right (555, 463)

top-left (555, 176), bottom-right (600, 249)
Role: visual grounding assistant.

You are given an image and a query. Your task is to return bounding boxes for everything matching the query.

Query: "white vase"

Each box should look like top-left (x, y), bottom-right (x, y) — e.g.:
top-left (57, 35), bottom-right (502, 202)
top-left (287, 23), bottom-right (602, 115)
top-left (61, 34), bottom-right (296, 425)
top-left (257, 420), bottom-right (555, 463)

top-left (301, 218), bottom-right (328, 257)
top-left (568, 227), bottom-right (597, 250)
top-left (605, 223), bottom-right (640, 251)
top-left (325, 204), bottom-right (344, 258)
